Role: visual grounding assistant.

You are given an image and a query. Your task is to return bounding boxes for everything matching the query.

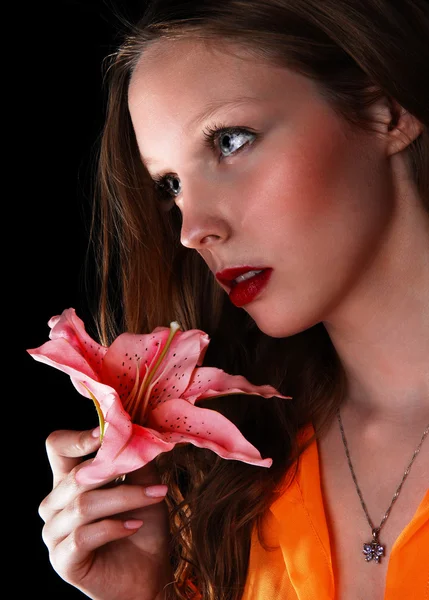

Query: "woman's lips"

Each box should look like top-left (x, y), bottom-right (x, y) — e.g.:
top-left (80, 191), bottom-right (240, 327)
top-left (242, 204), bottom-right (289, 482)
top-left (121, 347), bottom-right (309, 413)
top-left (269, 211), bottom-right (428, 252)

top-left (216, 266), bottom-right (269, 287)
top-left (216, 268), bottom-right (273, 307)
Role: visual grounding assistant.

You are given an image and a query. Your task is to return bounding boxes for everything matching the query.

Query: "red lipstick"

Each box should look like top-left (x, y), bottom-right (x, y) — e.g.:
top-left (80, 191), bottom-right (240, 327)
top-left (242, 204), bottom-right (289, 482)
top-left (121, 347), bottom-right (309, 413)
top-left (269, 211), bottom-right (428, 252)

top-left (216, 267), bottom-right (273, 308)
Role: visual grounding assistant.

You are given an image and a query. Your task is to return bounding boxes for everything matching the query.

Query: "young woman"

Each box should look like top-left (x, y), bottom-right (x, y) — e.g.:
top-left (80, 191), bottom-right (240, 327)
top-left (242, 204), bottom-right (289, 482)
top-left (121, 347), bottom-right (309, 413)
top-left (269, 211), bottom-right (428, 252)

top-left (38, 1), bottom-right (429, 598)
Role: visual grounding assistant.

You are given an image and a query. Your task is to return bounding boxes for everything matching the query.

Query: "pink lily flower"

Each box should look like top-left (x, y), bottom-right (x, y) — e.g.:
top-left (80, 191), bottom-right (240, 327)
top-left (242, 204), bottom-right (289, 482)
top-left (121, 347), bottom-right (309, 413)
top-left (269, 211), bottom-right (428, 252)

top-left (27, 308), bottom-right (290, 485)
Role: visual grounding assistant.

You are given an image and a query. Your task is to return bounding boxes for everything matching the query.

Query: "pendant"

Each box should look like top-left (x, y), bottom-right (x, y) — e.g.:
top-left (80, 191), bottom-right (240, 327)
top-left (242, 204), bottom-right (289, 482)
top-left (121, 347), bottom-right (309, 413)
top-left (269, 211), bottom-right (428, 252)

top-left (363, 529), bottom-right (385, 563)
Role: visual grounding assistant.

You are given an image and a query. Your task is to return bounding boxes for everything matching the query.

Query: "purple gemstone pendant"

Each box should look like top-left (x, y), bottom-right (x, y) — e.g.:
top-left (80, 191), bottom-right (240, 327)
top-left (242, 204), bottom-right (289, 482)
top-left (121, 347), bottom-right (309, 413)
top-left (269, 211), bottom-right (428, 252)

top-left (363, 529), bottom-right (385, 563)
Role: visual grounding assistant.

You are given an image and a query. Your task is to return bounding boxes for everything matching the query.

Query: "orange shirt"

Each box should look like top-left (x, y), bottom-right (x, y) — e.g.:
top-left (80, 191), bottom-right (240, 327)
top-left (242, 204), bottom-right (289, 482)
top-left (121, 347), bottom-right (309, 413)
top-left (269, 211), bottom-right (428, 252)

top-left (242, 422), bottom-right (429, 599)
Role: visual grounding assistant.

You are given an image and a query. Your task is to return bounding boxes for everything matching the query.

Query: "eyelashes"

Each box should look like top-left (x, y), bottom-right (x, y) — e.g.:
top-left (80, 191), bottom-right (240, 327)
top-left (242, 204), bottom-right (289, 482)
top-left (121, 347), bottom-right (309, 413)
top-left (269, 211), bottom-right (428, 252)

top-left (201, 123), bottom-right (257, 158)
top-left (151, 124), bottom-right (258, 210)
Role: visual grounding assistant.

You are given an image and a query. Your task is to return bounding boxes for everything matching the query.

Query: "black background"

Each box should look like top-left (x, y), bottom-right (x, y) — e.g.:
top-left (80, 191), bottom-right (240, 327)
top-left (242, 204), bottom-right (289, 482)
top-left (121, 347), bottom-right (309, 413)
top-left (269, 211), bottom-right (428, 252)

top-left (22, 1), bottom-right (148, 596)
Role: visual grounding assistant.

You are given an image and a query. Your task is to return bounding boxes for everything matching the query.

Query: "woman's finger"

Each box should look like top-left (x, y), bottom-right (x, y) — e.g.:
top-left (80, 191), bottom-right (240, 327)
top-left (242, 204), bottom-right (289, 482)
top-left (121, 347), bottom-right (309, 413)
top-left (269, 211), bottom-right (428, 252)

top-left (46, 428), bottom-right (101, 487)
top-left (48, 517), bottom-right (144, 583)
top-left (42, 483), bottom-right (168, 546)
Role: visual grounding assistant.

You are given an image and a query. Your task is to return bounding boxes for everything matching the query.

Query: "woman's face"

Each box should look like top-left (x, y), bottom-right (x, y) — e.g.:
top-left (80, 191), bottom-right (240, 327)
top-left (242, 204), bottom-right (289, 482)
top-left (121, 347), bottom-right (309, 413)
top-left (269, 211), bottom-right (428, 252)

top-left (128, 38), bottom-right (394, 338)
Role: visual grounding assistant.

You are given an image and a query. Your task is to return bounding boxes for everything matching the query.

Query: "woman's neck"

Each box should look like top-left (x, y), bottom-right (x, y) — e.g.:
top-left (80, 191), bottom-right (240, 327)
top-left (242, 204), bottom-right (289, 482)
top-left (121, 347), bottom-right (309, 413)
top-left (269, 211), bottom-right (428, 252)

top-left (323, 155), bottom-right (429, 426)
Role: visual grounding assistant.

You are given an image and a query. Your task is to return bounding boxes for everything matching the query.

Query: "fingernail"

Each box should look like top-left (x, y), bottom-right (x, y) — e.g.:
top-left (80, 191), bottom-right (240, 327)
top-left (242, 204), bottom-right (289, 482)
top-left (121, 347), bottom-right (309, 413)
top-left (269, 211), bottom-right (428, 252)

top-left (91, 426), bottom-right (100, 438)
top-left (145, 484), bottom-right (168, 498)
top-left (123, 519), bottom-right (143, 530)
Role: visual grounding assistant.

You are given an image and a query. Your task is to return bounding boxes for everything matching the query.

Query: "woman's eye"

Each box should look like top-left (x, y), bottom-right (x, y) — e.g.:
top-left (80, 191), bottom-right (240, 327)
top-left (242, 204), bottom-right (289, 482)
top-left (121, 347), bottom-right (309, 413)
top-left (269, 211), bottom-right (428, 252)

top-left (155, 175), bottom-right (181, 197)
top-left (152, 126), bottom-right (257, 207)
top-left (152, 174), bottom-right (182, 210)
top-left (212, 128), bottom-right (256, 158)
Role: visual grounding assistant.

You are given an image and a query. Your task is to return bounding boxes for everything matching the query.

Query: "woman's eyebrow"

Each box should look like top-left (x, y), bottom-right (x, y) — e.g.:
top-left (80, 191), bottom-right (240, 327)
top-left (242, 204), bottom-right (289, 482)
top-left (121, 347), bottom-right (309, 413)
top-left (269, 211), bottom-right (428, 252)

top-left (141, 95), bottom-right (262, 170)
top-left (187, 95), bottom-right (262, 130)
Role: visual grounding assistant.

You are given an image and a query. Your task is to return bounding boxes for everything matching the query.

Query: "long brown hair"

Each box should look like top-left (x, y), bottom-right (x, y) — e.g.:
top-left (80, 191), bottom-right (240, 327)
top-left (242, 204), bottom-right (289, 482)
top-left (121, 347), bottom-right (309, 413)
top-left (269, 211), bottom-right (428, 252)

top-left (88, 1), bottom-right (428, 598)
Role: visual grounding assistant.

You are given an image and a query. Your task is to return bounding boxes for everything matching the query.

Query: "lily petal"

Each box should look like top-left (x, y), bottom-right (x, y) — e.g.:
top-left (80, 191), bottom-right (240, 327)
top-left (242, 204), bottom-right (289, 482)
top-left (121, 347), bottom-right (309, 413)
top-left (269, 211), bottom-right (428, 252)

top-left (183, 366), bottom-right (291, 404)
top-left (27, 337), bottom-right (101, 383)
top-left (101, 326), bottom-right (210, 408)
top-left (27, 308), bottom-right (107, 383)
top-left (143, 326), bottom-right (211, 402)
top-left (48, 308), bottom-right (107, 373)
top-left (76, 401), bottom-right (175, 484)
top-left (147, 399), bottom-right (272, 467)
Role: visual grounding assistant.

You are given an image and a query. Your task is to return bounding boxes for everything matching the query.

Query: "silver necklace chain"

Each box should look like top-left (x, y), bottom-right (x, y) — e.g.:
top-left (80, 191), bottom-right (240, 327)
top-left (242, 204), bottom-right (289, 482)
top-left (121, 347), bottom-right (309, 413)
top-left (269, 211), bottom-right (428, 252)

top-left (336, 407), bottom-right (429, 563)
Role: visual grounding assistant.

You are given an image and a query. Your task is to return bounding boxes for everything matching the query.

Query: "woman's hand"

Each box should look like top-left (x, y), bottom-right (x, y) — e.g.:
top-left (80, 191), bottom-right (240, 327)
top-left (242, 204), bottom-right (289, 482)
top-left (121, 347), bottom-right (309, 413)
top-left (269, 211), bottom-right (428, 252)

top-left (39, 428), bottom-right (173, 600)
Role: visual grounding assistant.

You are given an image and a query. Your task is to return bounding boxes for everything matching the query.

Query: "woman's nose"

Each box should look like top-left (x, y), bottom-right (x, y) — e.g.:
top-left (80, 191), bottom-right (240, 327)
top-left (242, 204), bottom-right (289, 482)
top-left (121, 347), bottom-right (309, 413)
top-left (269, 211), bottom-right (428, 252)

top-left (178, 182), bottom-right (231, 250)
top-left (180, 219), bottom-right (229, 249)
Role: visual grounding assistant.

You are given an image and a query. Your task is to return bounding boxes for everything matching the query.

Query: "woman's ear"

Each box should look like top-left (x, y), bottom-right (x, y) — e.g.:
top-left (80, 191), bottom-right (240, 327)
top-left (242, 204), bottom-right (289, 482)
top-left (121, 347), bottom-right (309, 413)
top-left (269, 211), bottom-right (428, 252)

top-left (384, 97), bottom-right (424, 157)
top-left (368, 94), bottom-right (424, 156)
